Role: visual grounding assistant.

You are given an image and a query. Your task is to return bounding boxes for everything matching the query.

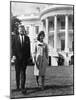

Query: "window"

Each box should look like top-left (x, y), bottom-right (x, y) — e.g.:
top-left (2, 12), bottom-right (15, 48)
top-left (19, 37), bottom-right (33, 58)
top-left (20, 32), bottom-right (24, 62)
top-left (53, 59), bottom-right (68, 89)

top-left (49, 21), bottom-right (54, 30)
top-left (49, 21), bottom-right (54, 27)
top-left (53, 39), bottom-right (54, 48)
top-left (72, 41), bottom-right (74, 51)
top-left (61, 21), bottom-right (65, 29)
top-left (61, 40), bottom-right (65, 50)
top-left (35, 26), bottom-right (39, 34)
top-left (26, 26), bottom-right (29, 34)
top-left (72, 22), bottom-right (74, 29)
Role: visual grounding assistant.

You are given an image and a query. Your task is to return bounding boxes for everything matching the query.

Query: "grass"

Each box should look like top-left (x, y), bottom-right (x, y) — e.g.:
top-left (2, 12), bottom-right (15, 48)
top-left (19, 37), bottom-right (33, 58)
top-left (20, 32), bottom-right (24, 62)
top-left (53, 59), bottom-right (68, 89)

top-left (10, 65), bottom-right (74, 98)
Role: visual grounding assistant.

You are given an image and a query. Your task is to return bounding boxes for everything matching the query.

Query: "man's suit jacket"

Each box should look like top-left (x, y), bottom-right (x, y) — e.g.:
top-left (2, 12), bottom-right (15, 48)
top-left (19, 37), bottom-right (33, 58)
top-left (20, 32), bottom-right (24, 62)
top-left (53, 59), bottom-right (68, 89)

top-left (12, 34), bottom-right (30, 62)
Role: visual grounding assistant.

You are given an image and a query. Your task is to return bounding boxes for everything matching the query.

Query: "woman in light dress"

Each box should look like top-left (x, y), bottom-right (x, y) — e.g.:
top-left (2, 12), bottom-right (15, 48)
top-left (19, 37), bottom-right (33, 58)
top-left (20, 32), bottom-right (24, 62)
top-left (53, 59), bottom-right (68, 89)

top-left (33, 31), bottom-right (48, 90)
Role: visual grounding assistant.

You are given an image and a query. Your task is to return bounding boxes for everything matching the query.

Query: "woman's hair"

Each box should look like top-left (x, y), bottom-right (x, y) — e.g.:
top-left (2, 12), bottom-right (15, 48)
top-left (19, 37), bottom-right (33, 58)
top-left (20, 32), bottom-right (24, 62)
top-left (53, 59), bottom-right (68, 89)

top-left (37, 31), bottom-right (45, 41)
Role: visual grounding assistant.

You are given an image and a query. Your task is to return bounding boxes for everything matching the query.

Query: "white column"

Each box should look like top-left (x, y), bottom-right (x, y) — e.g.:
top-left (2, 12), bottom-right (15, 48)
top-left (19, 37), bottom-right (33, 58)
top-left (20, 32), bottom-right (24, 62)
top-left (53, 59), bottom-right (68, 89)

top-left (45, 18), bottom-right (49, 44)
top-left (65, 15), bottom-right (69, 52)
top-left (54, 15), bottom-right (57, 51)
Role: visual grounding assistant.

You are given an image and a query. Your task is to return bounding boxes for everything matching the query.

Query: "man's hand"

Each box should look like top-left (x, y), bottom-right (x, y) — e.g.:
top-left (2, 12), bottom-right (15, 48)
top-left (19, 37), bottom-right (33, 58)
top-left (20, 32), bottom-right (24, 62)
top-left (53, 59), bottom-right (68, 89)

top-left (11, 56), bottom-right (16, 63)
top-left (13, 56), bottom-right (16, 60)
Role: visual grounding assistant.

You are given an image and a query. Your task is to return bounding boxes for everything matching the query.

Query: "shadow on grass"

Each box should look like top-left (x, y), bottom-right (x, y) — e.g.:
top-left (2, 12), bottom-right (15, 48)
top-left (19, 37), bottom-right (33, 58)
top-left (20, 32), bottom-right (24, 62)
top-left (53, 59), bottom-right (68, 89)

top-left (11, 84), bottom-right (73, 95)
top-left (44, 84), bottom-right (73, 90)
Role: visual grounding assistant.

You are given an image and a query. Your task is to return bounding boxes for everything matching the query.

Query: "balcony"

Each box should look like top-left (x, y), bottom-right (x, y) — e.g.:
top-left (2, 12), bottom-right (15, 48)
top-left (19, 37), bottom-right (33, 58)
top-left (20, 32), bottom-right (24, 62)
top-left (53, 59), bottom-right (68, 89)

top-left (48, 28), bottom-right (73, 36)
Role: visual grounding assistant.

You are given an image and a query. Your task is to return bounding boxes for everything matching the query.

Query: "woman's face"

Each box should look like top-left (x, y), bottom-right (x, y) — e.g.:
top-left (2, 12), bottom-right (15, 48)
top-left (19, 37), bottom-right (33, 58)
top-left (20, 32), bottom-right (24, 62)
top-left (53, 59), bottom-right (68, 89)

top-left (40, 34), bottom-right (44, 42)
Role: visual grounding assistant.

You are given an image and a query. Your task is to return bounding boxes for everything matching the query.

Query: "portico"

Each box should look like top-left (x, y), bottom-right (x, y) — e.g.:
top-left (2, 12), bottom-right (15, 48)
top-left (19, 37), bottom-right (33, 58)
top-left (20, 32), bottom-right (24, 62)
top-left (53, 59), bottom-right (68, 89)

top-left (40, 5), bottom-right (73, 54)
top-left (18, 5), bottom-right (73, 60)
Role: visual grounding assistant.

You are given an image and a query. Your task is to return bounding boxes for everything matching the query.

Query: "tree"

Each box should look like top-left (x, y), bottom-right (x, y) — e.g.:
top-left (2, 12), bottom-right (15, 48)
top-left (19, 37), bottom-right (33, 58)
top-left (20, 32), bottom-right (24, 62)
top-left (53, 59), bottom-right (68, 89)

top-left (11, 16), bottom-right (21, 35)
top-left (11, 16), bottom-right (21, 58)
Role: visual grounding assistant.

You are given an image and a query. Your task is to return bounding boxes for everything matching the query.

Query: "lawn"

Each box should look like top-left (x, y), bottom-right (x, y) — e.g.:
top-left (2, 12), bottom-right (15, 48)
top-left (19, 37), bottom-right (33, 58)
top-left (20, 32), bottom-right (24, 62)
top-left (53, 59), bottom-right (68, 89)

top-left (10, 65), bottom-right (74, 98)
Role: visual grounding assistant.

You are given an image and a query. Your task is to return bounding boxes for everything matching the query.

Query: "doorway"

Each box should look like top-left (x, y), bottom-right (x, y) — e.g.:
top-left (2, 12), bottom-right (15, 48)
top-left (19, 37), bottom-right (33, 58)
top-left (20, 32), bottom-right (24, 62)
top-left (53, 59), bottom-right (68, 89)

top-left (61, 40), bottom-right (65, 50)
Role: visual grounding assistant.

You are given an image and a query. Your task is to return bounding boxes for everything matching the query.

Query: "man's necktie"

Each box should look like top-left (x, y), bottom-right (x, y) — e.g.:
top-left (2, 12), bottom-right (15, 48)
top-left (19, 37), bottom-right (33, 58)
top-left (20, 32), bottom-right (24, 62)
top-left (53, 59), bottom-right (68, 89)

top-left (21, 36), bottom-right (24, 45)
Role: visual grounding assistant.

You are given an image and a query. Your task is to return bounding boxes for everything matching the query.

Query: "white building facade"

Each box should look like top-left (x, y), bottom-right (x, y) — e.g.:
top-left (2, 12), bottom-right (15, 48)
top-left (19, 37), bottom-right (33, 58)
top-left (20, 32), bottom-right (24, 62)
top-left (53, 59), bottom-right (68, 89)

top-left (40, 5), bottom-right (73, 53)
top-left (18, 5), bottom-right (74, 60)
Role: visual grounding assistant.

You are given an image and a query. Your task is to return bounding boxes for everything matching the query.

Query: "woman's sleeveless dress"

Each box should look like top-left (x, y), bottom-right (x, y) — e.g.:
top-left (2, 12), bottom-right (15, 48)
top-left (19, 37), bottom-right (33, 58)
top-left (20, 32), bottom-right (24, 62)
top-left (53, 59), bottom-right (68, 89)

top-left (34, 41), bottom-right (48, 76)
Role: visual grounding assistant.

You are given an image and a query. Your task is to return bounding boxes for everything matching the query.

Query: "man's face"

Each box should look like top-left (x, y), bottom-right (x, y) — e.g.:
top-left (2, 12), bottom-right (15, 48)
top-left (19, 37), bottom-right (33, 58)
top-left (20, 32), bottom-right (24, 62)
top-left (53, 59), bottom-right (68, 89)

top-left (18, 27), bottom-right (24, 35)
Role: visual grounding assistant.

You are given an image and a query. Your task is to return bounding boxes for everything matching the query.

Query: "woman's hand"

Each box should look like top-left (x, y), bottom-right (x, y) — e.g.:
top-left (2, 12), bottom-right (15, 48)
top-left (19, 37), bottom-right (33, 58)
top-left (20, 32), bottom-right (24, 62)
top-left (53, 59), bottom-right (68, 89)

top-left (34, 56), bottom-right (36, 63)
top-left (36, 61), bottom-right (40, 70)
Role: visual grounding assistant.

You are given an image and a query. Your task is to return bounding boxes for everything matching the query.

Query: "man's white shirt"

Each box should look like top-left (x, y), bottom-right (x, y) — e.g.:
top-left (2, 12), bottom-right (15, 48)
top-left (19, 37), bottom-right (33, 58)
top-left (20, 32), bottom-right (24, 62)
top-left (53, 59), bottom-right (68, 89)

top-left (19, 35), bottom-right (24, 45)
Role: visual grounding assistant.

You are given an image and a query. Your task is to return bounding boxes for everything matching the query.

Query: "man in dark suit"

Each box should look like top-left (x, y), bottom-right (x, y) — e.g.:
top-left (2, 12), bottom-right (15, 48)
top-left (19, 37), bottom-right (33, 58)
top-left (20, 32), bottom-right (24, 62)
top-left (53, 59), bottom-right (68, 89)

top-left (12, 25), bottom-right (30, 94)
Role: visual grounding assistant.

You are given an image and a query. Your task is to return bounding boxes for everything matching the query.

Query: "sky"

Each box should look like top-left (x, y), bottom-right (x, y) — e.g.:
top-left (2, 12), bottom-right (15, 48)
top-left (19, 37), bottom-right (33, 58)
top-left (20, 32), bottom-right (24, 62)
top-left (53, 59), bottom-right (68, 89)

top-left (11, 2), bottom-right (49, 16)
